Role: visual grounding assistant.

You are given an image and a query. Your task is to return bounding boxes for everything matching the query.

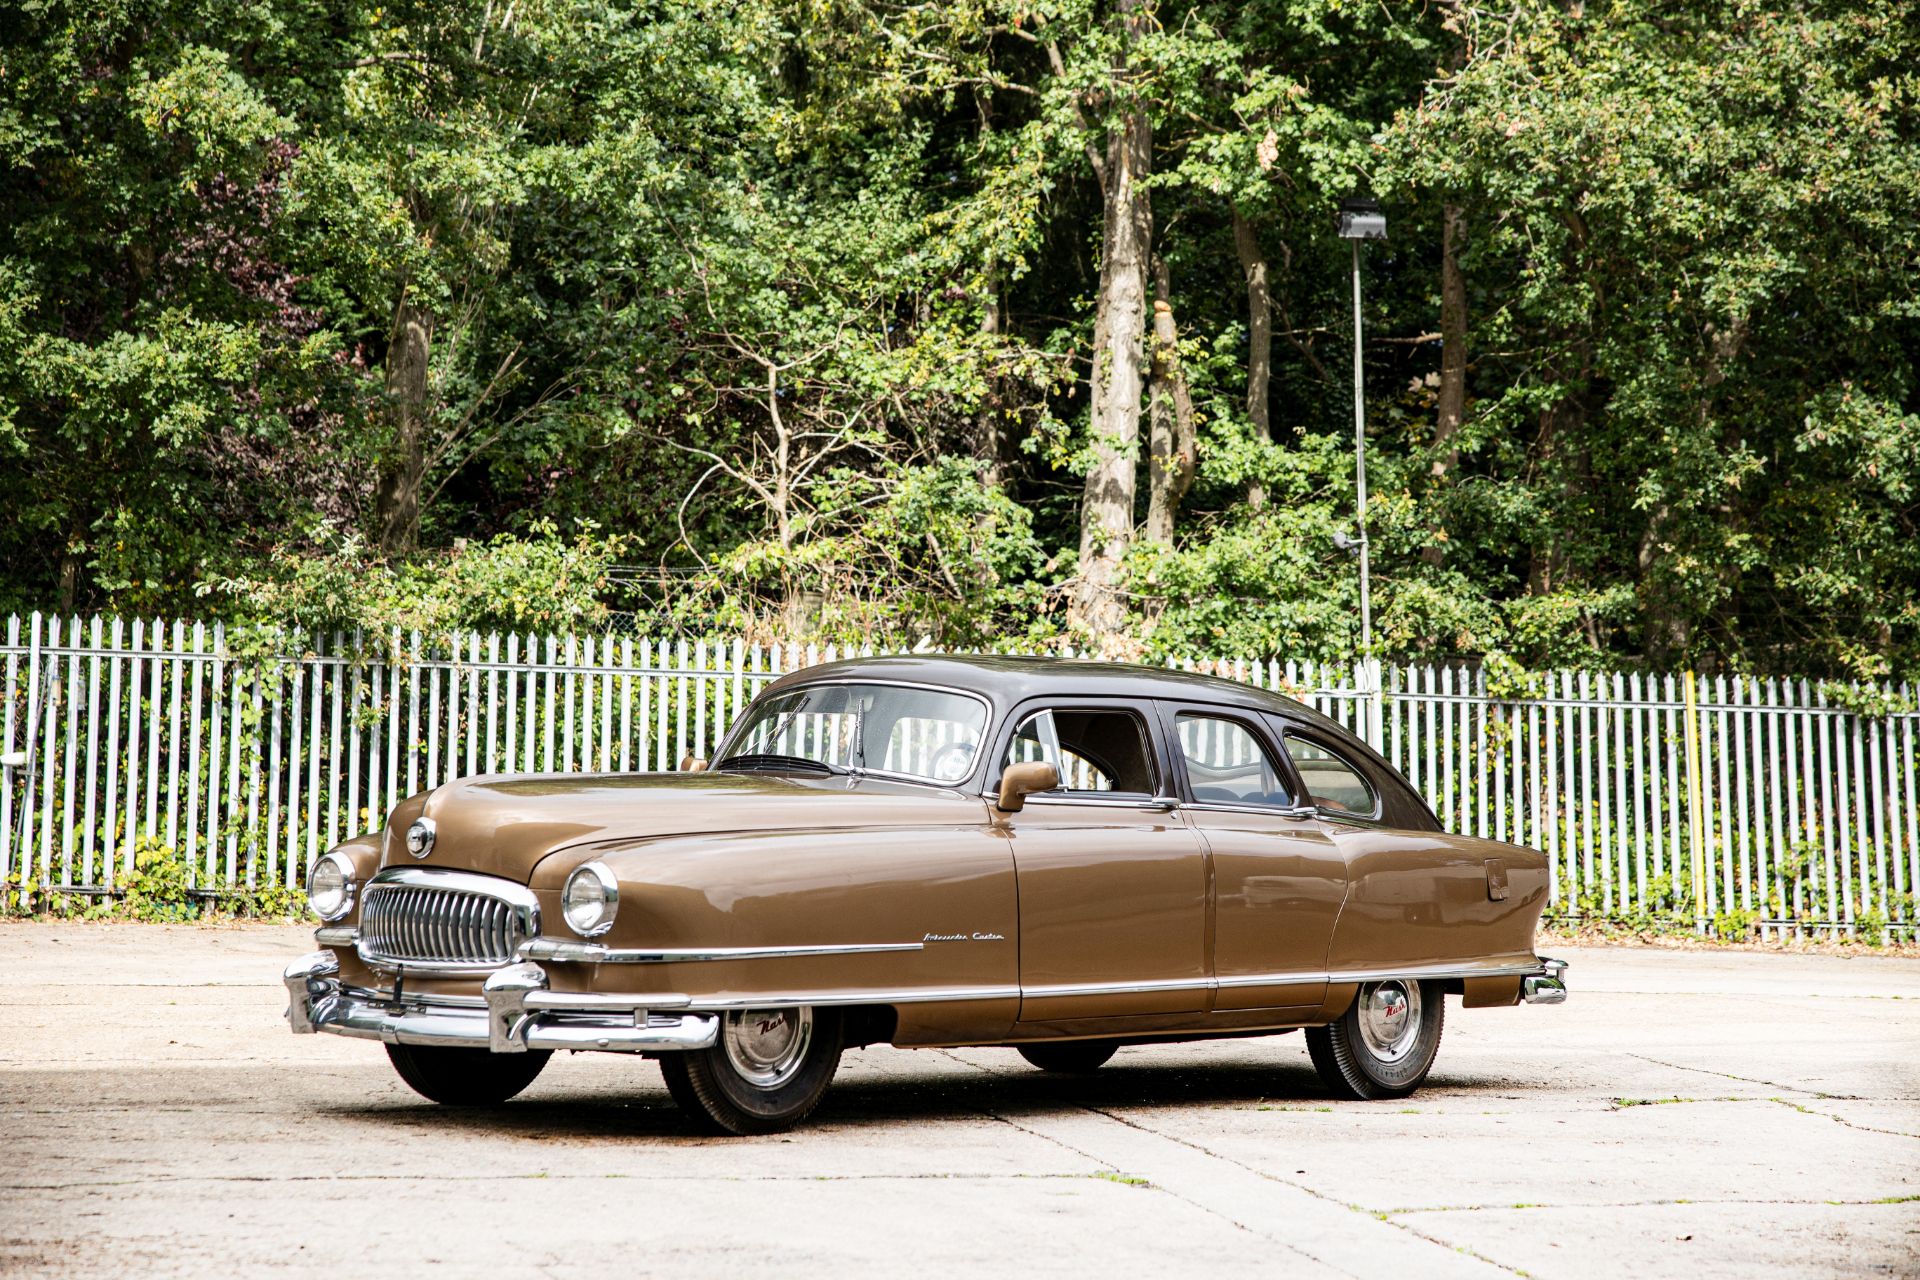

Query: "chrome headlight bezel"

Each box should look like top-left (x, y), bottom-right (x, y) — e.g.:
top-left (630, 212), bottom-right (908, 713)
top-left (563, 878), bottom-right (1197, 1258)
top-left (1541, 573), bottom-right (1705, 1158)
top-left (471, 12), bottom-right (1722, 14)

top-left (405, 817), bottom-right (436, 859)
top-left (562, 861), bottom-right (619, 938)
top-left (307, 851), bottom-right (356, 922)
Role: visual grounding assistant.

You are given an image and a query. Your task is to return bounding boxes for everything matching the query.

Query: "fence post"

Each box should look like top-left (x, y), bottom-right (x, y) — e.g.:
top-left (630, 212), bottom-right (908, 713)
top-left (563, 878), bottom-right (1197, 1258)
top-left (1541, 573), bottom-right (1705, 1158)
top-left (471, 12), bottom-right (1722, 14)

top-left (1682, 671), bottom-right (1707, 932)
top-left (1353, 656), bottom-right (1383, 751)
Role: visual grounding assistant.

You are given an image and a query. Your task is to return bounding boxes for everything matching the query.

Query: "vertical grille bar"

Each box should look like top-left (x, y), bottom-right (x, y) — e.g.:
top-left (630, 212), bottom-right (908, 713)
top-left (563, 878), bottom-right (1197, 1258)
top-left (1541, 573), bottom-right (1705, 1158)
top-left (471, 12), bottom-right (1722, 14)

top-left (360, 879), bottom-right (523, 965)
top-left (459, 894), bottom-right (477, 961)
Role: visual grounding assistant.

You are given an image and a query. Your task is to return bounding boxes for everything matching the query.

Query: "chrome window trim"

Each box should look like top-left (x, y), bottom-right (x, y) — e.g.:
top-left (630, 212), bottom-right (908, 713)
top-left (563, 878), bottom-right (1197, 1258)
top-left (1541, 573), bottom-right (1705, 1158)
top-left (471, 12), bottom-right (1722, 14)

top-left (1181, 800), bottom-right (1318, 821)
top-left (716, 677), bottom-right (994, 787)
top-left (1018, 793), bottom-right (1177, 811)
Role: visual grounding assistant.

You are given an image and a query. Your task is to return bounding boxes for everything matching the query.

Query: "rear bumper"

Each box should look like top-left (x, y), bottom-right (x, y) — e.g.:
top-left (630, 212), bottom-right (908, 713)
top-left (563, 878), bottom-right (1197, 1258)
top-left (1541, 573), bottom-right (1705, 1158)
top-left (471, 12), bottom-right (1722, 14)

top-left (1521, 956), bottom-right (1569, 1004)
top-left (283, 952), bottom-right (718, 1054)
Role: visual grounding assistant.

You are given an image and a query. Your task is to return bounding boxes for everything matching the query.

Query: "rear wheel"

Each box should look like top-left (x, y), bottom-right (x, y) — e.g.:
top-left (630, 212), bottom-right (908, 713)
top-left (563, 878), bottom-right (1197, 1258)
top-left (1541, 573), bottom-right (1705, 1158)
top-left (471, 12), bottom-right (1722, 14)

top-left (659, 1006), bottom-right (842, 1135)
top-left (1305, 979), bottom-right (1444, 1100)
top-left (385, 1043), bottom-right (551, 1106)
top-left (1017, 1040), bottom-right (1120, 1073)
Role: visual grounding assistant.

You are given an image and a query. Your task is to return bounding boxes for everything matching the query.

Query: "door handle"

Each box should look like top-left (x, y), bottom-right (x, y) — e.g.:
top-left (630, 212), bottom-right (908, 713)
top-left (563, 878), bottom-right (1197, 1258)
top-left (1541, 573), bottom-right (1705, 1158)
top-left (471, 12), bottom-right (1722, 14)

top-left (1144, 796), bottom-right (1181, 812)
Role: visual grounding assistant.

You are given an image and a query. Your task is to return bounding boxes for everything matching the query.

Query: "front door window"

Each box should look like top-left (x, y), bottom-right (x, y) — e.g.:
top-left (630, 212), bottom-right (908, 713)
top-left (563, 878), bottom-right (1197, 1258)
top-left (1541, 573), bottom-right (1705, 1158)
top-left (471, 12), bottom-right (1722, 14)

top-left (1002, 708), bottom-right (1157, 796)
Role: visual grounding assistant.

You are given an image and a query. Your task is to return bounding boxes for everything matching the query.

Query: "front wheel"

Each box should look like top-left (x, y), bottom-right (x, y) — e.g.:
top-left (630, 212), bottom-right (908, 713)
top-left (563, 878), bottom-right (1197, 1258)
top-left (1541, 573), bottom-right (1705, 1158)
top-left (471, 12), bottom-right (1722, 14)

top-left (659, 1006), bottom-right (842, 1135)
top-left (1305, 979), bottom-right (1444, 1100)
top-left (385, 1043), bottom-right (552, 1106)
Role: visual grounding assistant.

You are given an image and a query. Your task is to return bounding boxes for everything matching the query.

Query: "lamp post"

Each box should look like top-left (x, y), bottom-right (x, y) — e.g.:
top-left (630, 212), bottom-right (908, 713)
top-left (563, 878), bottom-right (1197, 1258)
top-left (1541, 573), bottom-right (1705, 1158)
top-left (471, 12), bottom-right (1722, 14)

top-left (1337, 196), bottom-right (1386, 744)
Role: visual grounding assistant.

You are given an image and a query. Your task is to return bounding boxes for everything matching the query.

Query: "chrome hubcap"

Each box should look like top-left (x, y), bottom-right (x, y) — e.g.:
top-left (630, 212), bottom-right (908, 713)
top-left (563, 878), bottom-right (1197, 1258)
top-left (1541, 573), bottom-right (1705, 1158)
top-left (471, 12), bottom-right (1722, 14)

top-left (1355, 981), bottom-right (1422, 1064)
top-left (721, 1007), bottom-right (813, 1087)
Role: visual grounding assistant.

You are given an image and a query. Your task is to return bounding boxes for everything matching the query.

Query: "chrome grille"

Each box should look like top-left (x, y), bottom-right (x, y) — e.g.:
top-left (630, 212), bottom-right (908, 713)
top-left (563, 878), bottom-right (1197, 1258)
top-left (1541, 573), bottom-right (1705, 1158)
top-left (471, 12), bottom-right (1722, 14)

top-left (358, 872), bottom-right (535, 969)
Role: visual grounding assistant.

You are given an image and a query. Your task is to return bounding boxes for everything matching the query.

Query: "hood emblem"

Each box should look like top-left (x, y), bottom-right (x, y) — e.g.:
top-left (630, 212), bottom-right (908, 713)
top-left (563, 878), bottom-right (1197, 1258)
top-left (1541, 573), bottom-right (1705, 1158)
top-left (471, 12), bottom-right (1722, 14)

top-left (405, 817), bottom-right (436, 859)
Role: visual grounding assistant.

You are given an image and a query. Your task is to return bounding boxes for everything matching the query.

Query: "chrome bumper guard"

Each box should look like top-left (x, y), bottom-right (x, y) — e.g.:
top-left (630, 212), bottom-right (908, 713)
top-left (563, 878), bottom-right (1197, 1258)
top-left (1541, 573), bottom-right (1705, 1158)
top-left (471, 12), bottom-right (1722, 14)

top-left (1521, 956), bottom-right (1569, 1005)
top-left (282, 952), bottom-right (718, 1054)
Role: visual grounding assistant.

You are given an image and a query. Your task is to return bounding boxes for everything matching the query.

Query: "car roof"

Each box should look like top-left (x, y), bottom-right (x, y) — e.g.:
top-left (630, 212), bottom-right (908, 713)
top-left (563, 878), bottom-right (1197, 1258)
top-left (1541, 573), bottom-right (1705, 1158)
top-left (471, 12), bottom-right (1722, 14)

top-left (750, 653), bottom-right (1440, 830)
top-left (758, 653), bottom-right (1346, 735)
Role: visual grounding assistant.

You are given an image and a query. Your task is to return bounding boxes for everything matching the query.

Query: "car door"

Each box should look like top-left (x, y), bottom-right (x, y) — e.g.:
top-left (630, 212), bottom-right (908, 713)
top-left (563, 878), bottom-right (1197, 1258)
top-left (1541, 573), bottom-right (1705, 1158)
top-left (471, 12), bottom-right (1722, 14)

top-left (1160, 705), bottom-right (1346, 1012)
top-left (991, 699), bottom-right (1210, 1021)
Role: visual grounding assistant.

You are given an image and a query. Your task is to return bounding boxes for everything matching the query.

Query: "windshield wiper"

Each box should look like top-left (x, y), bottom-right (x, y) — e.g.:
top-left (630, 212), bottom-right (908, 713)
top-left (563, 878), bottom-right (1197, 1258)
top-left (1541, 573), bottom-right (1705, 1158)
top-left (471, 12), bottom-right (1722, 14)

top-left (714, 752), bottom-right (841, 777)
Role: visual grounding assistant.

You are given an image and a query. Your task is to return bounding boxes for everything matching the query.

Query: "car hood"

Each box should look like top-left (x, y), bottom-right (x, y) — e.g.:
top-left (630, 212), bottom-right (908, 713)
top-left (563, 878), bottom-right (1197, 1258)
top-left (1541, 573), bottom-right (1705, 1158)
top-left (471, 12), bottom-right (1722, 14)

top-left (385, 769), bottom-right (990, 882)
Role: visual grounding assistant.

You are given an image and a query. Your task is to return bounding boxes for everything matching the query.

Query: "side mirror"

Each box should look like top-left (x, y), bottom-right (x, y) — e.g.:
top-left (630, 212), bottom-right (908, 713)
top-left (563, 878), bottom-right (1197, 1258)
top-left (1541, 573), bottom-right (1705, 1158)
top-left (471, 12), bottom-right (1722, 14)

top-left (993, 761), bottom-right (1059, 813)
top-left (680, 755), bottom-right (709, 773)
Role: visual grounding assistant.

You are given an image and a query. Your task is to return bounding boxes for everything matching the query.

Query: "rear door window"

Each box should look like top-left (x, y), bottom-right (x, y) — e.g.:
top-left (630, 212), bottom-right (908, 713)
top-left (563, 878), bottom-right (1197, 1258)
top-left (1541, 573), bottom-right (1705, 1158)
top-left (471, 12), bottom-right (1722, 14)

top-left (1281, 734), bottom-right (1378, 817)
top-left (1175, 714), bottom-right (1293, 807)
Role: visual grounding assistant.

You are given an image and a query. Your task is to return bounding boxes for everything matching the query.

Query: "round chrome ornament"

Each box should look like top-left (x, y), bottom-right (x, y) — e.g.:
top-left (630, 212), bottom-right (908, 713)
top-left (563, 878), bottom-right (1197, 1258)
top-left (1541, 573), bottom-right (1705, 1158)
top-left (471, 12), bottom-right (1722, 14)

top-left (1355, 980), bottom-right (1422, 1064)
top-left (405, 817), bottom-right (436, 859)
top-left (721, 1007), bottom-right (814, 1087)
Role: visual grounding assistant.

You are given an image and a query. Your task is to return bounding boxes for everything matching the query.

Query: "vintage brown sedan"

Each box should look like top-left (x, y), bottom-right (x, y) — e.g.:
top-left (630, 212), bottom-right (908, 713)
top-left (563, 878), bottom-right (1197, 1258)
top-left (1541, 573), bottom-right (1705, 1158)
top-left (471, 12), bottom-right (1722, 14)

top-left (285, 656), bottom-right (1566, 1133)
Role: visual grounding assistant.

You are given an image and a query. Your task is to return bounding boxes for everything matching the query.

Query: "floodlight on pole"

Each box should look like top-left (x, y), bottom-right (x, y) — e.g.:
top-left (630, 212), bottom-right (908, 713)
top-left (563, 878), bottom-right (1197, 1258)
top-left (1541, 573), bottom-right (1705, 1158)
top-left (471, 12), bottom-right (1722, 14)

top-left (1338, 196), bottom-right (1384, 743)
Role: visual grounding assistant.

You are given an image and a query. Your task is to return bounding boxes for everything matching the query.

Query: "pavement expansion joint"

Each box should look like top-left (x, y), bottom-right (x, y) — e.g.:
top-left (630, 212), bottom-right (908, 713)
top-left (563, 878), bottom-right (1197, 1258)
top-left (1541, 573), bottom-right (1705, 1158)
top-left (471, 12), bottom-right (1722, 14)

top-left (1767, 1098), bottom-right (1920, 1140)
top-left (1625, 1052), bottom-right (1853, 1098)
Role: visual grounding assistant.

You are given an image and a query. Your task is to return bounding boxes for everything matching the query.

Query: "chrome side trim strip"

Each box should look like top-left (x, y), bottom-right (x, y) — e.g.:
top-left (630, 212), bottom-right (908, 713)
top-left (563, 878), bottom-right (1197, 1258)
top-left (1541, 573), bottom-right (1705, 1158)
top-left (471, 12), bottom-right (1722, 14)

top-left (1326, 957), bottom-right (1547, 984)
top-left (521, 938), bottom-right (925, 964)
top-left (684, 984), bottom-right (1020, 1012)
top-left (1006, 956), bottom-right (1554, 1002)
top-left (1021, 975), bottom-right (1216, 999)
top-left (1215, 970), bottom-right (1337, 990)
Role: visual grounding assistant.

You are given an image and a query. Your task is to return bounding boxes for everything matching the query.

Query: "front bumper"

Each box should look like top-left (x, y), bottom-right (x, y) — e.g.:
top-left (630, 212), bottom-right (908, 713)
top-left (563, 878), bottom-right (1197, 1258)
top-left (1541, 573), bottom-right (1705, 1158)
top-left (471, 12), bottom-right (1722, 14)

top-left (283, 952), bottom-right (718, 1054)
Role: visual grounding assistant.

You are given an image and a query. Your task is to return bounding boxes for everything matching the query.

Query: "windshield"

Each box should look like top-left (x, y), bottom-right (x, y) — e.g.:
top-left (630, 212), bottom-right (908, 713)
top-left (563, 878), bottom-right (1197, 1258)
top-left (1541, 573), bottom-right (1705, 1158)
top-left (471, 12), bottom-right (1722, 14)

top-left (719, 682), bottom-right (989, 784)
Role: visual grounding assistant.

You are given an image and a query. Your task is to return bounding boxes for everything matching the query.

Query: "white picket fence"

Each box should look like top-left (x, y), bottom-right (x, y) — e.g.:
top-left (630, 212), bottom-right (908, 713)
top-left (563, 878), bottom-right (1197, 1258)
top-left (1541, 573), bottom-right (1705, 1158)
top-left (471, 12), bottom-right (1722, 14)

top-left (2, 612), bottom-right (1916, 937)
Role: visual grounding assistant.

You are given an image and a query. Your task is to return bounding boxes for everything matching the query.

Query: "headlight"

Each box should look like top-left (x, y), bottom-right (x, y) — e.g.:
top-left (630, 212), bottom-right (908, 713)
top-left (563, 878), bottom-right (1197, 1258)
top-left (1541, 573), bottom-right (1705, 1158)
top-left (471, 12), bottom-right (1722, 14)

top-left (405, 817), bottom-right (436, 858)
top-left (562, 861), bottom-right (619, 937)
top-left (307, 852), bottom-right (355, 921)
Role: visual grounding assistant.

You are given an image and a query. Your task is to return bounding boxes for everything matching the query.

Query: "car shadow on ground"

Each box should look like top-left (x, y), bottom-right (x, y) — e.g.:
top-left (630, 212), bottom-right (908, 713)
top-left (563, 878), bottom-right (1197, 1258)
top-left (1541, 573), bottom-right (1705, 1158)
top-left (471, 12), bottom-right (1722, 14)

top-left (320, 1053), bottom-right (1361, 1141)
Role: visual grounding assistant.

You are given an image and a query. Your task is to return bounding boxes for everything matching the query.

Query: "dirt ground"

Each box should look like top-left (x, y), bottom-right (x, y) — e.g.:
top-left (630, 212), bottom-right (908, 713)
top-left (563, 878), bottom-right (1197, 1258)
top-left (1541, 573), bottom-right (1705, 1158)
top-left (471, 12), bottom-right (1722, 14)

top-left (0, 922), bottom-right (1915, 1278)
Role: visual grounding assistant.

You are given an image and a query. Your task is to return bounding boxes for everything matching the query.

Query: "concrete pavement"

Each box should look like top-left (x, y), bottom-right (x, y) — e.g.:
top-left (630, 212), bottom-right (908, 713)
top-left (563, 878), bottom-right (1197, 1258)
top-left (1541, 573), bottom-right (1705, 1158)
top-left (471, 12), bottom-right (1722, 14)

top-left (0, 923), bottom-right (1914, 1277)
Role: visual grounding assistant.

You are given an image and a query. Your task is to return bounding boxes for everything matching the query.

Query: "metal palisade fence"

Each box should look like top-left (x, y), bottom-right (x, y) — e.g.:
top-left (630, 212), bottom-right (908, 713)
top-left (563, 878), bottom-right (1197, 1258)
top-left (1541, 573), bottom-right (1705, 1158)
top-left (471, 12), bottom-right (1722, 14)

top-left (2, 612), bottom-right (1915, 938)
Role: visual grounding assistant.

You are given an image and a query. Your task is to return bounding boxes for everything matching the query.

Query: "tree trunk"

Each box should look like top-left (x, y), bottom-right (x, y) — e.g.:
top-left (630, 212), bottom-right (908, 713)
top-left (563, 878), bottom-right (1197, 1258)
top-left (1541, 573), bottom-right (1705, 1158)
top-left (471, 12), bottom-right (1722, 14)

top-left (1232, 208), bottom-right (1272, 508)
top-left (1422, 203), bottom-right (1468, 566)
top-left (374, 292), bottom-right (433, 558)
top-left (975, 265), bottom-right (1007, 489)
top-left (1146, 258), bottom-right (1195, 544)
top-left (1072, 9), bottom-right (1153, 640)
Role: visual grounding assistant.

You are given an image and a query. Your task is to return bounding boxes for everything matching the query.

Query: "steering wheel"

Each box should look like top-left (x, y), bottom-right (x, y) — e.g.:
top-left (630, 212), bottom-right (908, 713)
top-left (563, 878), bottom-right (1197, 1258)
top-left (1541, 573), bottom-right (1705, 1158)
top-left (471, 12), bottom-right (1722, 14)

top-left (925, 741), bottom-right (976, 782)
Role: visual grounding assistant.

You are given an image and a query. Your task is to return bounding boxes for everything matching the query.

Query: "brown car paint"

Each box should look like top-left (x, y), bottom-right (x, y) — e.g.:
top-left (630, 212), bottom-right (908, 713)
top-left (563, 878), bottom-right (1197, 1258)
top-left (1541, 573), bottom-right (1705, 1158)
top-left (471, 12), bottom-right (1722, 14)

top-left (316, 655), bottom-right (1551, 1045)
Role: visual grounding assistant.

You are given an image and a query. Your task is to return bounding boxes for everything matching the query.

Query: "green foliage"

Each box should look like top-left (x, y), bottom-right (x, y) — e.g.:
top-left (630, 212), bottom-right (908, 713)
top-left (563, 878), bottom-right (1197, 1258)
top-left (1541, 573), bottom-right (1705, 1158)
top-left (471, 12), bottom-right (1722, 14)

top-left (7, 836), bottom-right (316, 923)
top-left (1, 0), bottom-right (1916, 679)
top-left (200, 522), bottom-right (626, 639)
